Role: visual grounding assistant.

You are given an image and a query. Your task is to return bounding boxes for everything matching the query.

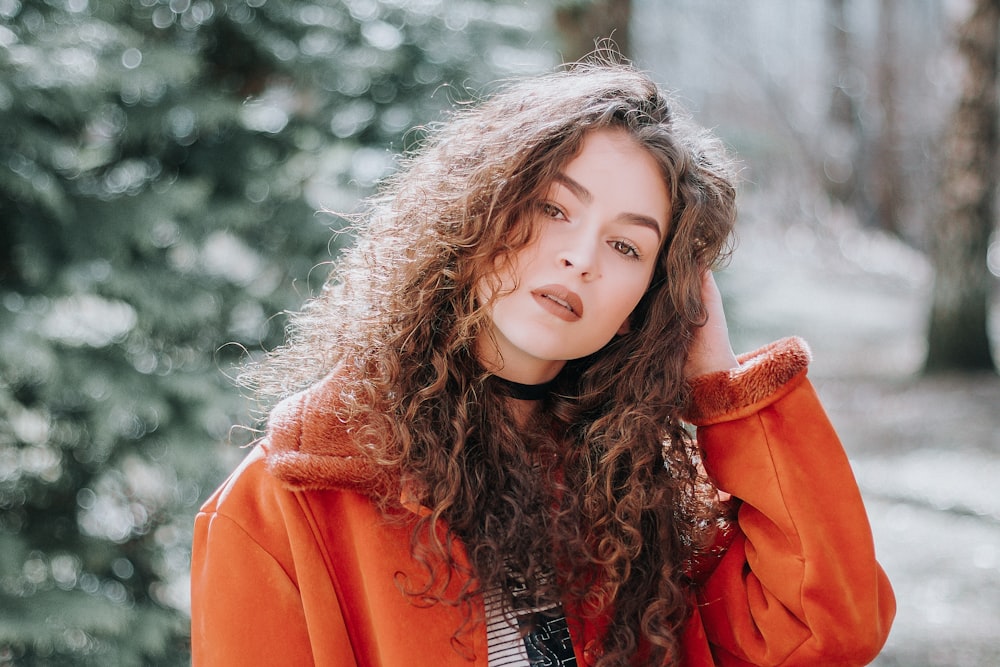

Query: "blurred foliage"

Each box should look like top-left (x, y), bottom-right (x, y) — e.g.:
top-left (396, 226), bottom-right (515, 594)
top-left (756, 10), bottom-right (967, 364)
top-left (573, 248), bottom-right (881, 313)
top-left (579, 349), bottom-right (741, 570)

top-left (0, 0), bottom-right (552, 663)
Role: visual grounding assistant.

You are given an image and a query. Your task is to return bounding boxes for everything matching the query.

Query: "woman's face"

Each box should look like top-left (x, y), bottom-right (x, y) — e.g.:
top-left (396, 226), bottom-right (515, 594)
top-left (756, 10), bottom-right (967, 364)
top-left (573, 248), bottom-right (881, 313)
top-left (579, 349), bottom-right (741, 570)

top-left (477, 129), bottom-right (670, 383)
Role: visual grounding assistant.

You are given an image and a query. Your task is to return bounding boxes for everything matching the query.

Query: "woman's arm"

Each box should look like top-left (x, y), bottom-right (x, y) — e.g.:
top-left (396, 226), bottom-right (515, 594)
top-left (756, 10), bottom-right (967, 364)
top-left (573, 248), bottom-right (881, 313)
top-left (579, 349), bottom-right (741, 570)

top-left (683, 274), bottom-right (894, 665)
top-left (686, 346), bottom-right (894, 665)
top-left (190, 449), bottom-right (356, 666)
top-left (191, 512), bottom-right (318, 665)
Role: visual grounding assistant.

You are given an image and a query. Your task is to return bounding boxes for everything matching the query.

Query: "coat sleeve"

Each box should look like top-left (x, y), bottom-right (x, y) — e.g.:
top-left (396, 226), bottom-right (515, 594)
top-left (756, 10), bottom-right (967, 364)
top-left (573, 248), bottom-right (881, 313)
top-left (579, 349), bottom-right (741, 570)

top-left (190, 448), bottom-right (356, 666)
top-left (685, 337), bottom-right (895, 667)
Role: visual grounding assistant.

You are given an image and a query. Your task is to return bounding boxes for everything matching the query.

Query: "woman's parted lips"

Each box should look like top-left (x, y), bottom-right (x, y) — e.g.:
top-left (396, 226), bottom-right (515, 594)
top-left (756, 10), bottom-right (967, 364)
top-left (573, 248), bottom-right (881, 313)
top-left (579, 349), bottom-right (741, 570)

top-left (531, 284), bottom-right (584, 319)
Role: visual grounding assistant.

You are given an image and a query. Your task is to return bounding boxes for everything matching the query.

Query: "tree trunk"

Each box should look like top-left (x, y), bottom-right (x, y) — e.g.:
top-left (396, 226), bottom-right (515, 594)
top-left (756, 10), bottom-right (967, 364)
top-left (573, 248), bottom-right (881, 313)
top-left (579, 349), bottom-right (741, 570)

top-left (873, 0), bottom-right (905, 236)
top-left (822, 0), bottom-right (870, 222)
top-left (554, 0), bottom-right (632, 63)
top-left (925, 0), bottom-right (999, 373)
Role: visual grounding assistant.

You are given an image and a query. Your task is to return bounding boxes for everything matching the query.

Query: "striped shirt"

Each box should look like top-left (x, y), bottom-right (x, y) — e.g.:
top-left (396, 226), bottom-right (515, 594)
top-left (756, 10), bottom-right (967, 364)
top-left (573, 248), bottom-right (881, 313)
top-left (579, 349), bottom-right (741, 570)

top-left (483, 572), bottom-right (577, 666)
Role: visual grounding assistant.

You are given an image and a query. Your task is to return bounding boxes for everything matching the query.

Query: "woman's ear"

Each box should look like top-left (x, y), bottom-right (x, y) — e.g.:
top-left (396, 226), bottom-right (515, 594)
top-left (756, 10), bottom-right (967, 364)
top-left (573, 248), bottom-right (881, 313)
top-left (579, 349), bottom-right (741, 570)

top-left (616, 318), bottom-right (631, 335)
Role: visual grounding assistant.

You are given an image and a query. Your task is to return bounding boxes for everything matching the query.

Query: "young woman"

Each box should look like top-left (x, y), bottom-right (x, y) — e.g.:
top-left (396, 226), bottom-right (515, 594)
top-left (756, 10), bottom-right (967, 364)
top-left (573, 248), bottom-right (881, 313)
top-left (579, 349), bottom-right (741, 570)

top-left (191, 62), bottom-right (895, 666)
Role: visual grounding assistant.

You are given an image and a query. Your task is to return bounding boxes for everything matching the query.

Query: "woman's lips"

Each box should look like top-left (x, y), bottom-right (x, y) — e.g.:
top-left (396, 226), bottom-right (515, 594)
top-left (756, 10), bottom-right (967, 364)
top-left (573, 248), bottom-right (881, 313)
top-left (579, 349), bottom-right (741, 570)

top-left (531, 285), bottom-right (583, 322)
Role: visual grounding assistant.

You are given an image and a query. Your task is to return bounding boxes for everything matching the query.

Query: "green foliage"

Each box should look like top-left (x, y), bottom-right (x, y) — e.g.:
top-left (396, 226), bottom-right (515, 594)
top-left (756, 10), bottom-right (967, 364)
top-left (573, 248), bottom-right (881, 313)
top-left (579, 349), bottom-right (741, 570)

top-left (0, 0), bottom-right (552, 663)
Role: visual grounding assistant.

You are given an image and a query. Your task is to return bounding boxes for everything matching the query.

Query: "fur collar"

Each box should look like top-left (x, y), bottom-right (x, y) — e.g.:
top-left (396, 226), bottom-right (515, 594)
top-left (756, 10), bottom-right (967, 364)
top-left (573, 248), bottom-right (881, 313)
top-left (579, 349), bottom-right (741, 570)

top-left (262, 371), bottom-right (397, 499)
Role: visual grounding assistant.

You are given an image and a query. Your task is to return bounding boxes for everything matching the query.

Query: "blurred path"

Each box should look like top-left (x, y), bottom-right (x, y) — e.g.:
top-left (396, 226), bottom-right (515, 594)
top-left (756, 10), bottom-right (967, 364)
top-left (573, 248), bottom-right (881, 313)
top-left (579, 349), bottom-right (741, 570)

top-left (721, 217), bottom-right (1000, 666)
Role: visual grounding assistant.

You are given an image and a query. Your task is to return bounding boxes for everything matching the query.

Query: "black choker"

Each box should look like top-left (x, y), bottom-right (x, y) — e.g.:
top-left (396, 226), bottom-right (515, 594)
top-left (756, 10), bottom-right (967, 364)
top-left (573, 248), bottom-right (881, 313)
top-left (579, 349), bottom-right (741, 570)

top-left (492, 375), bottom-right (556, 401)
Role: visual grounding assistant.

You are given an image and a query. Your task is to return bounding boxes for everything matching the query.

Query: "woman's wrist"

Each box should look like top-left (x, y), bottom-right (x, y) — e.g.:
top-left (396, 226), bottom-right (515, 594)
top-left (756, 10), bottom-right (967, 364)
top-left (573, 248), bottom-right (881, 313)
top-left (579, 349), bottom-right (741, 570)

top-left (684, 350), bottom-right (740, 380)
top-left (684, 333), bottom-right (740, 379)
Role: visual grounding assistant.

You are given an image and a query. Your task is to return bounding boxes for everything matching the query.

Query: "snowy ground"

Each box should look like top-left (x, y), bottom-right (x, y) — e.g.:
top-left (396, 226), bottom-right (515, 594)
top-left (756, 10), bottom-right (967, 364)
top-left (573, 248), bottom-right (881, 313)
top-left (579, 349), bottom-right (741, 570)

top-left (720, 216), bottom-right (1000, 666)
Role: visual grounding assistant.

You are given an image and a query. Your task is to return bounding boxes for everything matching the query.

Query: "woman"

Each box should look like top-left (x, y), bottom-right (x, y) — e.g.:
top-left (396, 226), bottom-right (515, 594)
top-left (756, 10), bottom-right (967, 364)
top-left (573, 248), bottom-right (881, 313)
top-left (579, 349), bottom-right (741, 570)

top-left (191, 61), bottom-right (895, 666)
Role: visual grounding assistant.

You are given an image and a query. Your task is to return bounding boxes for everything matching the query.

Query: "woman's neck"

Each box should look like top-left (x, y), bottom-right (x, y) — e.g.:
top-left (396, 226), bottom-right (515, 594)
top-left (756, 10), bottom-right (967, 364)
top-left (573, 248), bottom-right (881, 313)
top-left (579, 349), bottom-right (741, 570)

top-left (492, 375), bottom-right (557, 401)
top-left (490, 375), bottom-right (555, 428)
top-left (475, 336), bottom-right (565, 386)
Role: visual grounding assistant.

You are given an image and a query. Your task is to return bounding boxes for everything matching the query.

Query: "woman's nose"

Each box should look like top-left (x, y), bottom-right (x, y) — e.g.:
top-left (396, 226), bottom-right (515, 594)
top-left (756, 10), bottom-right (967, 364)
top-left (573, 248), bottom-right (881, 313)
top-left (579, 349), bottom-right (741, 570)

top-left (557, 236), bottom-right (598, 279)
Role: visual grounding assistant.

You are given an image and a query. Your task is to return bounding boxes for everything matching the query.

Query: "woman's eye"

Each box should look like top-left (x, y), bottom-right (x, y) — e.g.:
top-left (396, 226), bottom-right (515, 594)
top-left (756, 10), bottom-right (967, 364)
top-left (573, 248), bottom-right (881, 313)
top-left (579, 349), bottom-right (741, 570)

top-left (611, 240), bottom-right (641, 258)
top-left (539, 202), bottom-right (566, 219)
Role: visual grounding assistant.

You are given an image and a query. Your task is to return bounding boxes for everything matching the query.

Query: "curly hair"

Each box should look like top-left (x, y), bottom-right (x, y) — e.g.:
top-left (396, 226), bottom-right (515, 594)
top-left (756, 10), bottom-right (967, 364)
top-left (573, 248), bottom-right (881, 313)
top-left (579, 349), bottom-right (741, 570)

top-left (249, 60), bottom-right (738, 666)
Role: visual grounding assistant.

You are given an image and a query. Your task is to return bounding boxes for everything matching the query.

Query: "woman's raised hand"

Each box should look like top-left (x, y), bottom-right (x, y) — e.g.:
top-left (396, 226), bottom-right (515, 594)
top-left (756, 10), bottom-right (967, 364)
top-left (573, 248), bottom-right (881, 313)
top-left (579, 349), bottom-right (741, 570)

top-left (684, 271), bottom-right (740, 379)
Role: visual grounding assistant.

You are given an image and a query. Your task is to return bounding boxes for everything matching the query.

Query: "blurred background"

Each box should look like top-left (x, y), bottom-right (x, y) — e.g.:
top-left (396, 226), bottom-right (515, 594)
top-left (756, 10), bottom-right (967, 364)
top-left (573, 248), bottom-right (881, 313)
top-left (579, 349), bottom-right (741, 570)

top-left (1, 0), bottom-right (998, 664)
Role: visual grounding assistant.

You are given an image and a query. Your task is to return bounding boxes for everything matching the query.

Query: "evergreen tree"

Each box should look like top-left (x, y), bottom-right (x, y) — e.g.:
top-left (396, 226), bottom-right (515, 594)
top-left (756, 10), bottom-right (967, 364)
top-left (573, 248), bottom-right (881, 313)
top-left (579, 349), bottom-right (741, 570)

top-left (0, 1), bottom-right (551, 663)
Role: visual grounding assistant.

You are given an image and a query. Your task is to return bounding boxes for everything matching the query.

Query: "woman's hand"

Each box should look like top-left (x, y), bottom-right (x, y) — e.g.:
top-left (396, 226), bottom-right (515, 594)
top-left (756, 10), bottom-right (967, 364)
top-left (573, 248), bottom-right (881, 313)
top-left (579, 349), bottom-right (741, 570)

top-left (684, 271), bottom-right (740, 379)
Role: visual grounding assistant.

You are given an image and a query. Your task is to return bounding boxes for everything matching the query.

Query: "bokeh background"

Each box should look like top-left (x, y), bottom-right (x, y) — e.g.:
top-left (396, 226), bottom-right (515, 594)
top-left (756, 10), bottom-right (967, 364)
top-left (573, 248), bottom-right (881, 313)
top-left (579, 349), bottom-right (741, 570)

top-left (2, 1), bottom-right (999, 665)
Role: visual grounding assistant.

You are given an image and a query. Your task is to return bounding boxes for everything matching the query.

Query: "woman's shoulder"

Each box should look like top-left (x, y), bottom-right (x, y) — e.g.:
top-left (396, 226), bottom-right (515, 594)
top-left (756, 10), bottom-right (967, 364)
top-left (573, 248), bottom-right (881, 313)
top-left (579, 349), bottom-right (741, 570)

top-left (197, 445), bottom-right (285, 524)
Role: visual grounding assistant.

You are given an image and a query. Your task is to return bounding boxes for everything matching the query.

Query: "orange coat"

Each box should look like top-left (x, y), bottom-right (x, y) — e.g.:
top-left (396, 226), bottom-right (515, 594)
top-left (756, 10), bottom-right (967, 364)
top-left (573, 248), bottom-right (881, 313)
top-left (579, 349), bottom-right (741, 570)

top-left (191, 337), bottom-right (894, 666)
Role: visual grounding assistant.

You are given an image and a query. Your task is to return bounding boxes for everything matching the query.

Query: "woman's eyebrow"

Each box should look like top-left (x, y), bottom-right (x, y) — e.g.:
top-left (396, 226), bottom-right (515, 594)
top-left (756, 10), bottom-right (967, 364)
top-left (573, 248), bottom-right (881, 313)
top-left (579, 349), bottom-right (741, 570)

top-left (554, 172), bottom-right (663, 241)
top-left (554, 172), bottom-right (593, 204)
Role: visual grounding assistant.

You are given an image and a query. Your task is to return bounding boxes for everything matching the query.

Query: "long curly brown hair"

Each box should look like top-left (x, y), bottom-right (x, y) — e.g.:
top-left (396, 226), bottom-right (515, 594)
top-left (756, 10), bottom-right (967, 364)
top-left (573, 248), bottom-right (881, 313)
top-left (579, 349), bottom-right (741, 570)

top-left (251, 60), bottom-right (738, 666)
